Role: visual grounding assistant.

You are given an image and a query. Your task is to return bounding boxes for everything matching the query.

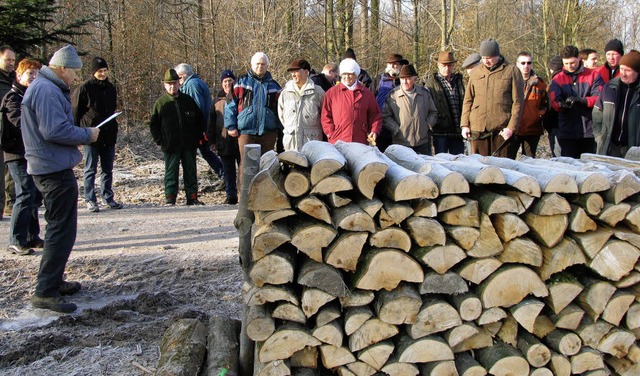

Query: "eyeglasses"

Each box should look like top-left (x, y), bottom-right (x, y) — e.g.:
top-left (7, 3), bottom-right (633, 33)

top-left (519, 61), bottom-right (533, 65)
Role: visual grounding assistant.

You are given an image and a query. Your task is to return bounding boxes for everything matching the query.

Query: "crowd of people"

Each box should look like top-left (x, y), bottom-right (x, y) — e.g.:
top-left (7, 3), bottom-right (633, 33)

top-left (0, 37), bottom-right (639, 313)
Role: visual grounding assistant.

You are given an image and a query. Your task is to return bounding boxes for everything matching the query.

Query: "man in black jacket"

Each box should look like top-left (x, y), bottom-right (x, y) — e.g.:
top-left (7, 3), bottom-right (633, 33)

top-left (0, 45), bottom-right (16, 220)
top-left (72, 57), bottom-right (122, 212)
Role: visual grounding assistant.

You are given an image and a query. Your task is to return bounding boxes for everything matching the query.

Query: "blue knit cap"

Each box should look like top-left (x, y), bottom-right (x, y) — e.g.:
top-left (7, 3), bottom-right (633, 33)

top-left (220, 69), bottom-right (236, 82)
top-left (49, 45), bottom-right (82, 68)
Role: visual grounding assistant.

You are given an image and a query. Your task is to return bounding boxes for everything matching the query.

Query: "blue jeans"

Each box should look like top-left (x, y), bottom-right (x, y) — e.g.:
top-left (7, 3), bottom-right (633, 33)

top-left (33, 169), bottom-right (78, 297)
top-left (221, 155), bottom-right (239, 199)
top-left (7, 159), bottom-right (40, 246)
top-left (433, 135), bottom-right (465, 155)
top-left (83, 144), bottom-right (116, 204)
top-left (199, 144), bottom-right (224, 177)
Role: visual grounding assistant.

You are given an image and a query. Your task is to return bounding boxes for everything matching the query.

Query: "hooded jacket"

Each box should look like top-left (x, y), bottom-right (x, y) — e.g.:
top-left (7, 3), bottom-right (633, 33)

top-left (461, 57), bottom-right (524, 133)
top-left (21, 66), bottom-right (94, 175)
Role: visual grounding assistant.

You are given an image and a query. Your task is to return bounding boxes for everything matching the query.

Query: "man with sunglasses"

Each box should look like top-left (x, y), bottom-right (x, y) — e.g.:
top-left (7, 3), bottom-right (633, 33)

top-left (507, 52), bottom-right (548, 158)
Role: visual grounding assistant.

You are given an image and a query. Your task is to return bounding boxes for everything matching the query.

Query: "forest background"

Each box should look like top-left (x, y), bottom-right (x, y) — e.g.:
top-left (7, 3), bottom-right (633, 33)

top-left (1, 0), bottom-right (639, 130)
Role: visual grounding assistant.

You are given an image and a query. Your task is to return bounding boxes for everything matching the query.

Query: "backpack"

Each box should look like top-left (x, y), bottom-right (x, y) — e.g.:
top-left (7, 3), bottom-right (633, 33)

top-left (0, 93), bottom-right (22, 153)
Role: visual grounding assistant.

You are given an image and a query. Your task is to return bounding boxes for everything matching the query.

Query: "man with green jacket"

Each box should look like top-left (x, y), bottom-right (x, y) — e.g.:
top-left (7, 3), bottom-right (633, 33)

top-left (150, 68), bottom-right (205, 206)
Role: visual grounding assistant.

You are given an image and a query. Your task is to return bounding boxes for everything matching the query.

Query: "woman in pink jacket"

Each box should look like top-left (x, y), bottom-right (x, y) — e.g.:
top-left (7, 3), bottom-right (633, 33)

top-left (321, 59), bottom-right (382, 145)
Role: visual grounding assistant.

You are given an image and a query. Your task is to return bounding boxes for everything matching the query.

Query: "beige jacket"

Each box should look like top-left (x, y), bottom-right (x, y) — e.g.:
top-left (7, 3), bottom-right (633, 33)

top-left (382, 85), bottom-right (438, 147)
top-left (461, 58), bottom-right (524, 133)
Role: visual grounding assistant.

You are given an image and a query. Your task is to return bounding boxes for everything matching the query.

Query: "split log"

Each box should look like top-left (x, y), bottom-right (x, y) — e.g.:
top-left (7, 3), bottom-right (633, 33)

top-left (379, 199), bottom-right (413, 228)
top-left (616, 271), bottom-right (640, 289)
top-left (315, 304), bottom-right (341, 327)
top-left (252, 221), bottom-right (291, 261)
top-left (438, 198), bottom-right (480, 227)
top-left (530, 193), bottom-right (571, 215)
top-left (295, 196), bottom-right (331, 224)
top-left (411, 198), bottom-right (437, 217)
top-left (247, 151), bottom-right (290, 211)
top-left (354, 196), bottom-right (383, 218)
top-left (578, 277), bottom-right (617, 320)
top-left (458, 257), bottom-right (503, 285)
top-left (444, 323), bottom-right (480, 348)
top-left (444, 225), bottom-right (480, 250)
top-left (396, 335), bottom-right (454, 363)
top-left (624, 203), bottom-right (640, 232)
top-left (549, 352), bottom-right (572, 376)
top-left (510, 298), bottom-right (545, 333)
top-left (571, 347), bottom-right (605, 374)
top-left (503, 189), bottom-right (536, 214)
top-left (605, 355), bottom-right (640, 376)
top-left (419, 360), bottom-right (457, 376)
top-left (477, 307), bottom-right (507, 326)
top-left (597, 202), bottom-right (631, 227)
top-left (244, 283), bottom-right (299, 306)
top-left (544, 329), bottom-right (582, 356)
top-left (532, 315), bottom-right (557, 339)
top-left (310, 171), bottom-right (353, 195)
top-left (345, 361), bottom-right (376, 376)
top-left (357, 341), bottom-right (394, 371)
top-left (339, 290), bottom-right (375, 308)
top-left (348, 318), bottom-right (399, 352)
top-left (254, 209), bottom-right (296, 226)
top-left (297, 258), bottom-right (347, 297)
top-left (312, 320), bottom-right (344, 347)
top-left (470, 187), bottom-right (519, 215)
top-left (301, 288), bottom-right (336, 318)
top-left (568, 205), bottom-right (598, 233)
top-left (289, 346), bottom-right (318, 368)
top-left (612, 226), bottom-right (640, 249)
top-left (324, 232), bottom-right (368, 272)
top-left (536, 237), bottom-right (586, 281)
top-left (550, 304), bottom-right (585, 330)
top-left (334, 141), bottom-right (388, 199)
top-left (589, 240), bottom-right (640, 281)
top-left (451, 328), bottom-right (494, 353)
top-left (602, 290), bottom-right (635, 326)
top-left (499, 237), bottom-right (542, 267)
top-left (479, 265), bottom-right (548, 308)
top-left (258, 324), bottom-right (322, 363)
top-left (368, 227), bottom-right (411, 252)
top-left (249, 250), bottom-right (295, 287)
top-left (576, 317), bottom-right (615, 349)
top-left (545, 274), bottom-right (584, 314)
top-left (411, 243), bottom-right (466, 274)
top-left (156, 318), bottom-right (207, 376)
top-left (272, 302), bottom-right (306, 324)
top-left (530, 367), bottom-right (553, 376)
top-left (573, 193), bottom-right (604, 216)
top-left (327, 193), bottom-right (352, 208)
top-left (522, 212), bottom-right (568, 248)
top-left (517, 331), bottom-right (551, 367)
top-left (290, 219), bottom-right (337, 262)
top-left (344, 306), bottom-right (373, 336)
top-left (403, 217), bottom-right (445, 247)
top-left (377, 152), bottom-right (439, 200)
top-left (420, 271), bottom-right (469, 295)
top-left (284, 168), bottom-right (310, 197)
top-left (379, 357), bottom-right (419, 376)
top-left (496, 313), bottom-right (519, 346)
top-left (436, 194), bottom-right (467, 212)
top-left (491, 213), bottom-right (529, 242)
top-left (207, 316), bottom-right (240, 376)
top-left (626, 302), bottom-right (640, 331)
top-left (450, 293), bottom-right (482, 321)
top-left (408, 298), bottom-right (462, 339)
top-left (569, 227), bottom-right (613, 259)
top-left (466, 213), bottom-right (504, 258)
top-left (454, 352), bottom-right (487, 376)
top-left (301, 140), bottom-right (346, 185)
top-left (332, 203), bottom-right (375, 232)
top-left (246, 304), bottom-right (275, 341)
top-left (253, 353), bottom-right (290, 376)
top-left (373, 283), bottom-right (421, 325)
top-left (278, 150), bottom-right (309, 168)
top-left (477, 342), bottom-right (530, 376)
top-left (353, 248), bottom-right (424, 291)
top-left (597, 328), bottom-right (635, 358)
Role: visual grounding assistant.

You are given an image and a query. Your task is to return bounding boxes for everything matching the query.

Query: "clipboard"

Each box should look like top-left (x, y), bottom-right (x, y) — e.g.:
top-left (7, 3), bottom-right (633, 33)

top-left (96, 111), bottom-right (123, 128)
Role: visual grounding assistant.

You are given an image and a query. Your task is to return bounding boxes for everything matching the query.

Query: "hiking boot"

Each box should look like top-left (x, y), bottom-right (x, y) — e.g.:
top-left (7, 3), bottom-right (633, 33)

top-left (87, 201), bottom-right (100, 213)
top-left (106, 200), bottom-right (123, 209)
top-left (31, 295), bottom-right (77, 313)
top-left (27, 237), bottom-right (45, 248)
top-left (59, 281), bottom-right (82, 296)
top-left (7, 244), bottom-right (35, 256)
top-left (187, 198), bottom-right (205, 206)
top-left (224, 196), bottom-right (238, 205)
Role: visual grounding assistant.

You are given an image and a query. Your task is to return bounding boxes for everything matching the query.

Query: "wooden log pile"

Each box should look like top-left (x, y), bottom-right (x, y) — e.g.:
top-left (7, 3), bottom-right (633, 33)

top-left (244, 141), bottom-right (640, 376)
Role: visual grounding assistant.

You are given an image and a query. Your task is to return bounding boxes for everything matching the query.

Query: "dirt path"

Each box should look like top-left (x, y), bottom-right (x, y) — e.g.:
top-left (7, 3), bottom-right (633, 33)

top-left (0, 198), bottom-right (243, 374)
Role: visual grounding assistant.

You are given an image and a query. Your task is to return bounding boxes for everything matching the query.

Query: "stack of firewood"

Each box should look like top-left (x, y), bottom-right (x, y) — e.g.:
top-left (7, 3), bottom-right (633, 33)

top-left (243, 141), bottom-right (640, 376)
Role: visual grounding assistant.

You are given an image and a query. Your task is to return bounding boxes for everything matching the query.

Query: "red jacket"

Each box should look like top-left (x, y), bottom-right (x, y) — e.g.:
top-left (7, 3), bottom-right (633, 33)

top-left (516, 74), bottom-right (548, 136)
top-left (595, 63), bottom-right (620, 84)
top-left (321, 82), bottom-right (382, 144)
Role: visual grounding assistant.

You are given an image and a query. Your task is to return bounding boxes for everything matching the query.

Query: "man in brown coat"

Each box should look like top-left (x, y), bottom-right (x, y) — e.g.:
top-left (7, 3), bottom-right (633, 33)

top-left (461, 39), bottom-right (524, 156)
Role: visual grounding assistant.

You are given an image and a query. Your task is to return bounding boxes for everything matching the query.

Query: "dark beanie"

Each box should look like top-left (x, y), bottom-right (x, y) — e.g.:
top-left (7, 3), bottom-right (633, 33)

top-left (92, 57), bottom-right (109, 73)
top-left (549, 55), bottom-right (563, 72)
top-left (479, 39), bottom-right (500, 57)
top-left (343, 48), bottom-right (357, 60)
top-left (220, 69), bottom-right (236, 82)
top-left (620, 50), bottom-right (640, 73)
top-left (604, 38), bottom-right (624, 55)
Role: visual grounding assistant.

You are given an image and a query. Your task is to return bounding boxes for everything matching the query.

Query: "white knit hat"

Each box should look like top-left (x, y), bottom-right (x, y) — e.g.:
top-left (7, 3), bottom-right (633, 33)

top-left (339, 58), bottom-right (361, 76)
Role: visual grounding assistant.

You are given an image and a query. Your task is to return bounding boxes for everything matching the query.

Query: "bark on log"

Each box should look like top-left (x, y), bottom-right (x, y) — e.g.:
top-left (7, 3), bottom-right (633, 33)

top-left (246, 304), bottom-right (275, 341)
top-left (298, 258), bottom-right (347, 297)
top-left (420, 271), bottom-right (469, 295)
top-left (207, 316), bottom-right (240, 376)
top-left (247, 151), bottom-right (290, 211)
top-left (301, 140), bottom-right (346, 185)
top-left (477, 342), bottom-right (530, 376)
top-left (517, 331), bottom-right (551, 367)
top-left (470, 187), bottom-right (520, 215)
top-left (353, 248), bottom-right (424, 291)
top-left (519, 155), bottom-right (611, 194)
top-left (156, 318), bottom-right (207, 376)
top-left (480, 266), bottom-right (548, 308)
top-left (334, 141), bottom-right (388, 199)
top-left (454, 352), bottom-right (487, 376)
top-left (295, 196), bottom-right (331, 224)
top-left (373, 283), bottom-right (421, 325)
top-left (339, 290), bottom-right (375, 308)
top-left (324, 232), bottom-right (368, 272)
top-left (427, 157), bottom-right (507, 185)
top-left (412, 243), bottom-right (466, 274)
top-left (544, 329), bottom-right (582, 356)
top-left (377, 152), bottom-right (439, 200)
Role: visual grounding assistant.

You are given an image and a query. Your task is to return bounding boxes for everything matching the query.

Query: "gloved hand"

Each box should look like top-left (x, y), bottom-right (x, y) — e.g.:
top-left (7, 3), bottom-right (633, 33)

top-left (566, 96), bottom-right (587, 106)
top-left (558, 100), bottom-right (573, 110)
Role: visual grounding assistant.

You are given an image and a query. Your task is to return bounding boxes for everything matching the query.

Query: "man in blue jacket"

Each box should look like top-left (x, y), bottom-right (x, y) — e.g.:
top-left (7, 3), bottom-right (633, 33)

top-left (21, 45), bottom-right (100, 313)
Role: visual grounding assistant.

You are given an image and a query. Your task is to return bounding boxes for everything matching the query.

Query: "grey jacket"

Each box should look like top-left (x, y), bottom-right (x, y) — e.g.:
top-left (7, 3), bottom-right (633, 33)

top-left (382, 85), bottom-right (438, 147)
top-left (21, 66), bottom-right (93, 175)
top-left (593, 77), bottom-right (640, 155)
